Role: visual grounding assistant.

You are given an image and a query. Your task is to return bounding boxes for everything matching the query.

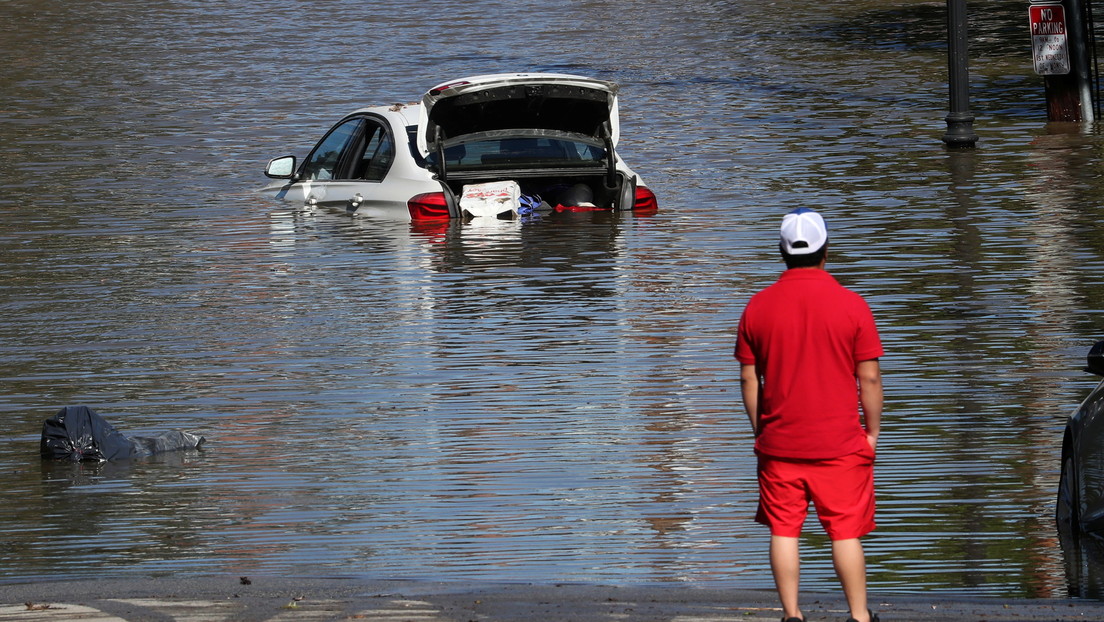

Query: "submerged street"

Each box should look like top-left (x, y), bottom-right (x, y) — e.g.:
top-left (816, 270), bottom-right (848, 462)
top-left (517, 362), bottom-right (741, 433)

top-left (2, 0), bottom-right (1104, 601)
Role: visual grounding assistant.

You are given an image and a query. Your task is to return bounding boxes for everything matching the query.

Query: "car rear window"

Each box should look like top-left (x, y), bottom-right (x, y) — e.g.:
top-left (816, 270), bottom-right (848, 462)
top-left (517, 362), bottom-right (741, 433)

top-left (429, 132), bottom-right (606, 171)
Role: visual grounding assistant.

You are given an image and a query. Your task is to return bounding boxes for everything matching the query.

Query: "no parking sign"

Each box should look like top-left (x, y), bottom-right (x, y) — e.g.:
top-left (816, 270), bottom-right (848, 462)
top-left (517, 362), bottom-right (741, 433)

top-left (1029, 3), bottom-right (1071, 75)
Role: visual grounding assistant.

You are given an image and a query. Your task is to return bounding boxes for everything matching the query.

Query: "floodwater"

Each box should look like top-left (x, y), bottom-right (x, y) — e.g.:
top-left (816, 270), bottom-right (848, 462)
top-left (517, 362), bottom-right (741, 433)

top-left (3, 0), bottom-right (1104, 600)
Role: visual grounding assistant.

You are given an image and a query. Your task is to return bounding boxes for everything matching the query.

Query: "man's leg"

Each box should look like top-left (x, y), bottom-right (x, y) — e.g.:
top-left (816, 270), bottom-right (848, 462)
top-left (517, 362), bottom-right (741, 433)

top-left (831, 538), bottom-right (869, 622)
top-left (770, 535), bottom-right (802, 620)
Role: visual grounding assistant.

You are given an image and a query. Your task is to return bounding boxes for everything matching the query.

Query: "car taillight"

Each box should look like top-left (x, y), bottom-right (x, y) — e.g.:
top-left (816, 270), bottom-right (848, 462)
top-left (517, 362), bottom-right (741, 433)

top-left (633, 186), bottom-right (658, 213)
top-left (408, 192), bottom-right (451, 221)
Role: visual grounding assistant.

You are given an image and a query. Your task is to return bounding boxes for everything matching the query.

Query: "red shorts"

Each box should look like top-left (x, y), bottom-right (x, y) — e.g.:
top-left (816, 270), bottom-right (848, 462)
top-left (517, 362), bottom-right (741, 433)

top-left (755, 446), bottom-right (876, 540)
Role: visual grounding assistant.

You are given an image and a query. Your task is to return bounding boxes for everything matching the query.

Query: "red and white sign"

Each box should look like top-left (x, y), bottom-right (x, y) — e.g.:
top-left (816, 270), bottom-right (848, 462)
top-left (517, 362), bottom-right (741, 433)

top-left (1029, 4), bottom-right (1070, 75)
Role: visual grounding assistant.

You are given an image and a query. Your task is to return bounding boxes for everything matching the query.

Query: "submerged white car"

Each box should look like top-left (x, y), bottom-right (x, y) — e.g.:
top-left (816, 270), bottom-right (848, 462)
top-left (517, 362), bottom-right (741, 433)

top-left (261, 73), bottom-right (658, 221)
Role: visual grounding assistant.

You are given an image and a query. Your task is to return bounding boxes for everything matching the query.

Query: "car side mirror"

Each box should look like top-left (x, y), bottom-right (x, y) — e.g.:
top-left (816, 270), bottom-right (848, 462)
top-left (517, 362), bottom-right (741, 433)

top-left (1086, 340), bottom-right (1104, 376)
top-left (265, 155), bottom-right (297, 179)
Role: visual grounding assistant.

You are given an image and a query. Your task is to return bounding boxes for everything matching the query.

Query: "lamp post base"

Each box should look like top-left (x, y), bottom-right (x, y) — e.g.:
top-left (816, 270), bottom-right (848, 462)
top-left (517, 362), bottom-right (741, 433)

top-left (942, 111), bottom-right (978, 148)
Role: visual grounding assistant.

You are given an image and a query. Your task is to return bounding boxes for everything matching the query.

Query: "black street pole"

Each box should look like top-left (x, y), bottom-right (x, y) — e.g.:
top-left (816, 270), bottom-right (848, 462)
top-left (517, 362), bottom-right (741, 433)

top-left (943, 0), bottom-right (979, 147)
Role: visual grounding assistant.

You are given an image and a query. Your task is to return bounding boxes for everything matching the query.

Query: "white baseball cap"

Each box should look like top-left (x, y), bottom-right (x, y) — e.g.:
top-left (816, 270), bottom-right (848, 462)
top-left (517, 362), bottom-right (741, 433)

top-left (780, 208), bottom-right (827, 255)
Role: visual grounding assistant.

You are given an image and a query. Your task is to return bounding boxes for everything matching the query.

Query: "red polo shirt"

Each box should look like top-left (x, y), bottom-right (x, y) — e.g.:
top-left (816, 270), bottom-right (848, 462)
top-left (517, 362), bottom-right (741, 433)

top-left (734, 268), bottom-right (883, 459)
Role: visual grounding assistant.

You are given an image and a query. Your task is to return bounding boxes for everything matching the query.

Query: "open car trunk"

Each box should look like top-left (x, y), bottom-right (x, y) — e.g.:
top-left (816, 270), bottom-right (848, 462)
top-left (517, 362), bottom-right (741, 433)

top-left (438, 171), bottom-right (635, 215)
top-left (417, 74), bottom-right (634, 215)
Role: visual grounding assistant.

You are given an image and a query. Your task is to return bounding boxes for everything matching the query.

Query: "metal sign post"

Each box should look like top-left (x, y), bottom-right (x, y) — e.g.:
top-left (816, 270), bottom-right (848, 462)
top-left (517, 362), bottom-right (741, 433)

top-left (1029, 0), bottom-right (1094, 122)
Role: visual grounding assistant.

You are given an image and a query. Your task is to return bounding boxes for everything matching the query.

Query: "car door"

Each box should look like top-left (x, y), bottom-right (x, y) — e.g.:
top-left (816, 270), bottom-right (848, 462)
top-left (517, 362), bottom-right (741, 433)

top-left (342, 119), bottom-right (415, 216)
top-left (294, 115), bottom-right (403, 214)
top-left (287, 117), bottom-right (366, 210)
top-left (1077, 386), bottom-right (1104, 531)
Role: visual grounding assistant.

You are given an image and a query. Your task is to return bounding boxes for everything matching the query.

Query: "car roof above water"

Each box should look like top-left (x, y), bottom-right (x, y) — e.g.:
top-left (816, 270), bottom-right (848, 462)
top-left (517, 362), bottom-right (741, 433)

top-left (341, 101), bottom-right (421, 124)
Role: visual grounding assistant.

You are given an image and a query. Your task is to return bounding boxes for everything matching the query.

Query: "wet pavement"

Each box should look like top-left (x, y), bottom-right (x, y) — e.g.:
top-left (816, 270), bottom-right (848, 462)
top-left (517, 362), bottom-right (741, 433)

top-left (2, 577), bottom-right (1104, 621)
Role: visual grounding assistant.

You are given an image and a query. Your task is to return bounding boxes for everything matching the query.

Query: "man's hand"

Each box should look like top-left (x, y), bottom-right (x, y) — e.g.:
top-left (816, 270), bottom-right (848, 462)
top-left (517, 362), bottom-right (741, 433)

top-left (857, 359), bottom-right (882, 453)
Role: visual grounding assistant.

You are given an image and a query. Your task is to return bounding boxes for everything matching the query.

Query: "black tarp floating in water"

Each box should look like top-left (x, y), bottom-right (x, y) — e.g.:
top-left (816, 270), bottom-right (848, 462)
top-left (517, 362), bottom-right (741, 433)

top-left (40, 405), bottom-right (205, 462)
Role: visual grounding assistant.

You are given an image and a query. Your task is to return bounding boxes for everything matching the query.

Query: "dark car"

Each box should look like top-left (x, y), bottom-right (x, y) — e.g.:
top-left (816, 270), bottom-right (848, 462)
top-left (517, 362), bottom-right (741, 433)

top-left (1058, 340), bottom-right (1104, 534)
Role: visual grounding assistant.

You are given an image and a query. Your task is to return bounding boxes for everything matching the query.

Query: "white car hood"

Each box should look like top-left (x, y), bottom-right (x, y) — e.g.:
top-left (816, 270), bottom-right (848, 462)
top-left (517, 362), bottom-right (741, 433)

top-left (416, 73), bottom-right (620, 158)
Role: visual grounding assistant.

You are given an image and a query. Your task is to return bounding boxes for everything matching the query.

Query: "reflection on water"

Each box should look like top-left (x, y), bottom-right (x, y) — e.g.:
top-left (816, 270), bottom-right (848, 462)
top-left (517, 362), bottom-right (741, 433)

top-left (1060, 529), bottom-right (1104, 599)
top-left (3, 0), bottom-right (1104, 599)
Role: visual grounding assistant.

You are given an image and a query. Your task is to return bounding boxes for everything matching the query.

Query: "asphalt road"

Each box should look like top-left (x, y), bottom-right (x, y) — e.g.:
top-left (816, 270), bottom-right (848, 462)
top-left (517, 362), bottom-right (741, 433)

top-left (2, 577), bottom-right (1104, 621)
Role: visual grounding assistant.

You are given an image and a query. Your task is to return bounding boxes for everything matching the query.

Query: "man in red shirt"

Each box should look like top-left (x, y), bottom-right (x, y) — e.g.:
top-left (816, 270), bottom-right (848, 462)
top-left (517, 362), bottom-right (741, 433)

top-left (734, 208), bottom-right (883, 622)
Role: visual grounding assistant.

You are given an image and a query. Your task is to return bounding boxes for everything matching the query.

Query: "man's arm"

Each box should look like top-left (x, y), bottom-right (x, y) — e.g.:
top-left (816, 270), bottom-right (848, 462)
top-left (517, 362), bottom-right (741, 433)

top-left (856, 358), bottom-right (882, 450)
top-left (740, 363), bottom-right (762, 436)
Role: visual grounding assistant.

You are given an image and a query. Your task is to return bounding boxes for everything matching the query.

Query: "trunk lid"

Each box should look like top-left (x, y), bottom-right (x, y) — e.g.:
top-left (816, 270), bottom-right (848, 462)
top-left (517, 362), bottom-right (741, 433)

top-left (416, 73), bottom-right (621, 159)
